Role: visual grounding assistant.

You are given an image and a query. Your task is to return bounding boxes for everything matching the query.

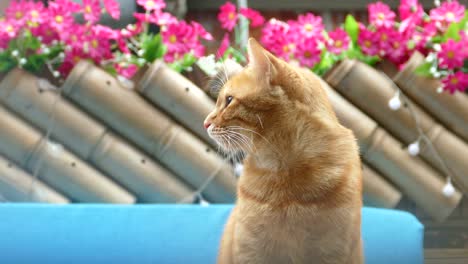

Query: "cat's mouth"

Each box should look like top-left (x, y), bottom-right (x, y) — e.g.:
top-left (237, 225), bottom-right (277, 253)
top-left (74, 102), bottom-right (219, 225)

top-left (207, 124), bottom-right (252, 155)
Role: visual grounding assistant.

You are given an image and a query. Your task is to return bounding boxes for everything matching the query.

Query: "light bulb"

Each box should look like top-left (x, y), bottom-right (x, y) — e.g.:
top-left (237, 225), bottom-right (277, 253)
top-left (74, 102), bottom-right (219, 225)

top-left (200, 198), bottom-right (210, 206)
top-left (234, 163), bottom-right (244, 177)
top-left (443, 180), bottom-right (455, 197)
top-left (408, 141), bottom-right (420, 156)
top-left (388, 95), bottom-right (401, 110)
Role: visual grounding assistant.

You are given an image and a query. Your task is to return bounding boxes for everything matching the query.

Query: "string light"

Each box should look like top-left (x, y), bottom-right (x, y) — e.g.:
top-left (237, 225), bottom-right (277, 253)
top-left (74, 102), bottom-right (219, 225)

top-left (234, 163), bottom-right (243, 177)
top-left (407, 140), bottom-right (420, 156)
top-left (388, 92), bottom-right (402, 110)
top-left (443, 178), bottom-right (455, 197)
top-left (381, 72), bottom-right (456, 197)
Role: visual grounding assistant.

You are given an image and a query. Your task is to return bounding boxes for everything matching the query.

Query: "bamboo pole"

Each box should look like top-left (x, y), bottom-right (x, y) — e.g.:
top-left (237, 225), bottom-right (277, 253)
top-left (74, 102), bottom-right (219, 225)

top-left (362, 163), bottom-right (402, 208)
top-left (0, 68), bottom-right (195, 203)
top-left (139, 60), bottom-right (216, 146)
top-left (394, 51), bottom-right (468, 142)
top-left (0, 155), bottom-right (69, 203)
top-left (325, 59), bottom-right (468, 193)
top-left (0, 106), bottom-right (135, 203)
top-left (62, 61), bottom-right (237, 203)
top-left (318, 76), bottom-right (461, 222)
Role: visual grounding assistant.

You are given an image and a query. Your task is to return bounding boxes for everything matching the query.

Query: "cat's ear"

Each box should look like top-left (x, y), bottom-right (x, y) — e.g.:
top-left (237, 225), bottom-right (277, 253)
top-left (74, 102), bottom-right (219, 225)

top-left (247, 38), bottom-right (275, 81)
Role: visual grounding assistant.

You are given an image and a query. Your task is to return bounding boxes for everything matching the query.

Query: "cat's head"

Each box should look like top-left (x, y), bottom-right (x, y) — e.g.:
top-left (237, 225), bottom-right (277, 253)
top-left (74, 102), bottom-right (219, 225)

top-left (204, 38), bottom-right (333, 156)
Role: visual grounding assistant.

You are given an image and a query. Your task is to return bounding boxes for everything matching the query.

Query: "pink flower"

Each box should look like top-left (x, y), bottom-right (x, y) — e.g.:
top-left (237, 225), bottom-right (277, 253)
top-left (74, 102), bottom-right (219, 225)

top-left (358, 25), bottom-right (379, 56)
top-left (368, 2), bottom-right (396, 28)
top-left (399, 0), bottom-right (423, 22)
top-left (60, 24), bottom-right (87, 48)
top-left (437, 39), bottom-right (464, 69)
top-left (386, 31), bottom-right (409, 65)
top-left (442, 71), bottom-right (468, 94)
top-left (0, 20), bottom-right (19, 39)
top-left (5, 0), bottom-right (31, 26)
top-left (430, 0), bottom-right (465, 30)
top-left (326, 28), bottom-right (350, 55)
top-left (461, 31), bottom-right (468, 59)
top-left (294, 13), bottom-right (324, 39)
top-left (152, 10), bottom-right (178, 26)
top-left (115, 63), bottom-right (138, 79)
top-left (410, 22), bottom-right (437, 54)
top-left (191, 21), bottom-right (213, 40)
top-left (218, 2), bottom-right (238, 32)
top-left (161, 20), bottom-right (206, 62)
top-left (83, 28), bottom-right (114, 62)
top-left (0, 20), bottom-right (19, 48)
top-left (137, 0), bottom-right (166, 11)
top-left (48, 1), bottom-right (76, 31)
top-left (30, 23), bottom-right (59, 44)
top-left (103, 0), bottom-right (120, 20)
top-left (261, 18), bottom-right (295, 61)
top-left (240, 7), bottom-right (265, 27)
top-left (294, 38), bottom-right (321, 68)
top-left (82, 0), bottom-right (101, 23)
top-left (217, 33), bottom-right (230, 58)
top-left (60, 48), bottom-right (86, 76)
top-left (134, 13), bottom-right (155, 24)
top-left (120, 23), bottom-right (143, 38)
top-left (373, 26), bottom-right (408, 63)
top-left (26, 1), bottom-right (46, 24)
top-left (117, 37), bottom-right (130, 54)
top-left (92, 25), bottom-right (119, 40)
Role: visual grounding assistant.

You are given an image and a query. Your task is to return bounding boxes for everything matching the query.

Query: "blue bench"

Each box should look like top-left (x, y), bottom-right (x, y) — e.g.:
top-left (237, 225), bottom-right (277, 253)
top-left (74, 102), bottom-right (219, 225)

top-left (0, 204), bottom-right (423, 264)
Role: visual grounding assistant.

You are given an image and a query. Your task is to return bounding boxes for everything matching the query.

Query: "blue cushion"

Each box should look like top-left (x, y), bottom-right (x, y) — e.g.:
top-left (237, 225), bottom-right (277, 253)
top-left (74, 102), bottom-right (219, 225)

top-left (0, 204), bottom-right (423, 264)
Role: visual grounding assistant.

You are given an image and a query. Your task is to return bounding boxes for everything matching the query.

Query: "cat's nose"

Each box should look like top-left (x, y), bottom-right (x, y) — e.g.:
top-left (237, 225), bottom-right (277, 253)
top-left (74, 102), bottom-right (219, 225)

top-left (204, 122), bottom-right (211, 129)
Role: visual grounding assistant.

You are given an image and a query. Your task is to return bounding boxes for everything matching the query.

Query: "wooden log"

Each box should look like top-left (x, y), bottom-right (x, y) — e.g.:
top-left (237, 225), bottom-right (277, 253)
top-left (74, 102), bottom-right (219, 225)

top-left (0, 68), bottom-right (195, 203)
top-left (362, 164), bottom-right (402, 208)
top-left (62, 61), bottom-right (237, 203)
top-left (0, 155), bottom-right (69, 203)
top-left (318, 76), bottom-right (461, 222)
top-left (139, 61), bottom-right (216, 146)
top-left (394, 51), bottom-right (468, 142)
top-left (0, 106), bottom-right (135, 203)
top-left (325, 59), bottom-right (468, 193)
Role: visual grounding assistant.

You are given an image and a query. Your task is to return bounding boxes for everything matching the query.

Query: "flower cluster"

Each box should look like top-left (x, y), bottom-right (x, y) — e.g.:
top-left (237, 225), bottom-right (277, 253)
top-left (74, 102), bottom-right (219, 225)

top-left (360, 0), bottom-right (468, 94)
top-left (257, 0), bottom-right (468, 93)
top-left (129, 0), bottom-right (213, 70)
top-left (260, 13), bottom-right (353, 74)
top-left (0, 0), bottom-right (213, 79)
top-left (0, 0), bottom-right (122, 78)
top-left (416, 0), bottom-right (468, 94)
top-left (216, 2), bottom-right (264, 61)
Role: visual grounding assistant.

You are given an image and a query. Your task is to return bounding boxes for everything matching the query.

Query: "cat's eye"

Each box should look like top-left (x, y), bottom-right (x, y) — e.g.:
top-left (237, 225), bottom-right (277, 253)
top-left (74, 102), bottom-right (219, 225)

top-left (225, 96), bottom-right (233, 107)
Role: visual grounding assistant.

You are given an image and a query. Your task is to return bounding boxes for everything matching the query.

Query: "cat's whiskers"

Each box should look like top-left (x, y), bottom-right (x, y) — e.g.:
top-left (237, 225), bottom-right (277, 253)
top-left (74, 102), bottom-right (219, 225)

top-left (228, 131), bottom-right (253, 152)
top-left (210, 127), bottom-right (252, 165)
top-left (228, 125), bottom-right (286, 162)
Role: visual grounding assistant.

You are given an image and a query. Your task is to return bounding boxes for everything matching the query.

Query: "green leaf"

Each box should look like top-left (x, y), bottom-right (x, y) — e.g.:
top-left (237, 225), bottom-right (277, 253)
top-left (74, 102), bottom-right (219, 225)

top-left (142, 34), bottom-right (166, 62)
top-left (103, 64), bottom-right (118, 76)
top-left (443, 22), bottom-right (461, 41)
top-left (0, 58), bottom-right (15, 72)
top-left (344, 15), bottom-right (359, 45)
top-left (181, 53), bottom-right (196, 68)
top-left (25, 54), bottom-right (47, 72)
top-left (312, 51), bottom-right (336, 76)
top-left (414, 62), bottom-right (433, 76)
top-left (431, 36), bottom-right (444, 43)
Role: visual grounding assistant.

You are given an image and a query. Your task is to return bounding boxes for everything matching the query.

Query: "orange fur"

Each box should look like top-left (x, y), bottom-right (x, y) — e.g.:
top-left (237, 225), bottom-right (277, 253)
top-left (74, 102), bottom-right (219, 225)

top-left (204, 38), bottom-right (363, 264)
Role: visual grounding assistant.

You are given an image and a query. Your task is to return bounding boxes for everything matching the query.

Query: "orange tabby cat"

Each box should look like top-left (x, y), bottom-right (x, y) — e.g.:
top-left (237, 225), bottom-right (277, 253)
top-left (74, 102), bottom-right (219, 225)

top-left (204, 38), bottom-right (363, 264)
